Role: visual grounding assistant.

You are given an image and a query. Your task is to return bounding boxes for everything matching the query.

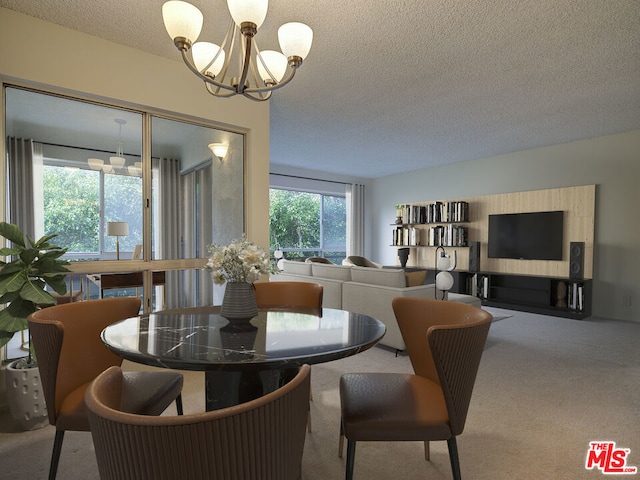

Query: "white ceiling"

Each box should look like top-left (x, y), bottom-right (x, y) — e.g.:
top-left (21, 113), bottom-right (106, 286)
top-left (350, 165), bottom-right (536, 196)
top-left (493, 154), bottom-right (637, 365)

top-left (1, 0), bottom-right (639, 179)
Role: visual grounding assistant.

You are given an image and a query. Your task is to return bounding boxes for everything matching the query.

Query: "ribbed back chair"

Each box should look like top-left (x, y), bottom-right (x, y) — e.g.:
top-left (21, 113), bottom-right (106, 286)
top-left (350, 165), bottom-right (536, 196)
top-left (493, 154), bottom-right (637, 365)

top-left (253, 281), bottom-right (323, 313)
top-left (253, 281), bottom-right (323, 431)
top-left (28, 297), bottom-right (184, 480)
top-left (339, 298), bottom-right (492, 480)
top-left (86, 364), bottom-right (311, 480)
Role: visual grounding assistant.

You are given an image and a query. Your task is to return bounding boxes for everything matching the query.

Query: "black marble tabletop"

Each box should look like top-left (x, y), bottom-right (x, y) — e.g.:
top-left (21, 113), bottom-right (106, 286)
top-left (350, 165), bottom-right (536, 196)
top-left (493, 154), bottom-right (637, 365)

top-left (102, 306), bottom-right (386, 373)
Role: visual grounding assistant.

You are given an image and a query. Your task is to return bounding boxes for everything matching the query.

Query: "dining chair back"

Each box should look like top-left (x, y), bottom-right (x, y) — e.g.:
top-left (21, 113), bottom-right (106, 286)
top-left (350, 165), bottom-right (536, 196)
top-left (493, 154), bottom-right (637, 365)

top-left (28, 297), bottom-right (184, 480)
top-left (254, 281), bottom-right (323, 311)
top-left (339, 298), bottom-right (492, 480)
top-left (86, 364), bottom-right (311, 480)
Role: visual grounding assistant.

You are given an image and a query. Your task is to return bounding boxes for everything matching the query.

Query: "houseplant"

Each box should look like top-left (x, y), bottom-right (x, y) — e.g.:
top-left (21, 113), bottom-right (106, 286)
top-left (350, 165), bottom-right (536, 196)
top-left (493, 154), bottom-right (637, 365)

top-left (204, 237), bottom-right (272, 322)
top-left (0, 222), bottom-right (70, 429)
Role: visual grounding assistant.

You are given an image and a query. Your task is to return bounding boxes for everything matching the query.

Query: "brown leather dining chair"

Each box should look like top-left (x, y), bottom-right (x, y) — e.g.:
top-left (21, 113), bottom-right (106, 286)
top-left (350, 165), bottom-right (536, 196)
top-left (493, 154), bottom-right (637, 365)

top-left (85, 363), bottom-right (311, 480)
top-left (253, 280), bottom-right (323, 432)
top-left (253, 281), bottom-right (324, 312)
top-left (27, 297), bottom-right (184, 480)
top-left (338, 297), bottom-right (492, 480)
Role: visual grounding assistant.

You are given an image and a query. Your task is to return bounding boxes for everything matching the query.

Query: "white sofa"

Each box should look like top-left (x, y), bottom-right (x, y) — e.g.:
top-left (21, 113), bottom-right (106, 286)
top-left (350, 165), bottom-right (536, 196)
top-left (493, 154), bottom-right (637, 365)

top-left (271, 260), bottom-right (482, 351)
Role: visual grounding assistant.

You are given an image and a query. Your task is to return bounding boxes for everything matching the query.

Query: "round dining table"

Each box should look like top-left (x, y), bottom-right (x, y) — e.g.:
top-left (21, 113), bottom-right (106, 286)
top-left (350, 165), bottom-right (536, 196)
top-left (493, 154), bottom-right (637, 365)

top-left (101, 306), bottom-right (386, 410)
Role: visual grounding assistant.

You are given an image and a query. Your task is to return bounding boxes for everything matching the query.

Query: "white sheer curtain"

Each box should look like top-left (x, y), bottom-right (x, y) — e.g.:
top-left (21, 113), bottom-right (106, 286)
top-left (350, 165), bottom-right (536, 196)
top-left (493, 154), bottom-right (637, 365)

top-left (153, 157), bottom-right (181, 308)
top-left (7, 137), bottom-right (41, 239)
top-left (346, 183), bottom-right (365, 256)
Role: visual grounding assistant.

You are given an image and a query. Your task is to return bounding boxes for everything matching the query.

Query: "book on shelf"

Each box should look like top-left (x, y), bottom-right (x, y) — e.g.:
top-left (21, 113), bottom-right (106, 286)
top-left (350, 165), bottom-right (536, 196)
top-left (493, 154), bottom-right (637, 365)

top-left (397, 201), bottom-right (469, 224)
top-left (392, 226), bottom-right (421, 246)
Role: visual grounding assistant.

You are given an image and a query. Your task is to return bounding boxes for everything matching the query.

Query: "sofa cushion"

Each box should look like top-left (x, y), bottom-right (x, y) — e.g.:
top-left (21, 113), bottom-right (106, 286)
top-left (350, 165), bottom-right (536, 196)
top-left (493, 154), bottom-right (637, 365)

top-left (282, 260), bottom-right (312, 276)
top-left (311, 263), bottom-right (352, 281)
top-left (350, 266), bottom-right (406, 288)
top-left (404, 270), bottom-right (427, 287)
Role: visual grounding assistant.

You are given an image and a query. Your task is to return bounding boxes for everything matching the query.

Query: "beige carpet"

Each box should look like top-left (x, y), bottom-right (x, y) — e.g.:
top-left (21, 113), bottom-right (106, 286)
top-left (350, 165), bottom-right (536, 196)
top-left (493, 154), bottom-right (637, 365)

top-left (1, 307), bottom-right (639, 479)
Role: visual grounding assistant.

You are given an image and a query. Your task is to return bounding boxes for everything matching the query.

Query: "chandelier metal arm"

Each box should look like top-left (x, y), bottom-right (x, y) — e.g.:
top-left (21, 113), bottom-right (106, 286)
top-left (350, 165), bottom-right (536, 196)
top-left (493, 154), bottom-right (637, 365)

top-left (236, 31), bottom-right (254, 94)
top-left (180, 49), bottom-right (237, 93)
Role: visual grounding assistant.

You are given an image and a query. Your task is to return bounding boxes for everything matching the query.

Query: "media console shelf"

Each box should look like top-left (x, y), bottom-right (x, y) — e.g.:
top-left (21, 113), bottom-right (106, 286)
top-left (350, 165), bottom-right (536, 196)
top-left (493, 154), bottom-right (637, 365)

top-left (470, 272), bottom-right (592, 319)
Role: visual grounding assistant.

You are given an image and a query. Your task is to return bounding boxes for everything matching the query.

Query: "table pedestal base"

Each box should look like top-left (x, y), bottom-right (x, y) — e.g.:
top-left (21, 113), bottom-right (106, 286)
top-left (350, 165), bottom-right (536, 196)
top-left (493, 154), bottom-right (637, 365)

top-left (205, 368), bottom-right (298, 411)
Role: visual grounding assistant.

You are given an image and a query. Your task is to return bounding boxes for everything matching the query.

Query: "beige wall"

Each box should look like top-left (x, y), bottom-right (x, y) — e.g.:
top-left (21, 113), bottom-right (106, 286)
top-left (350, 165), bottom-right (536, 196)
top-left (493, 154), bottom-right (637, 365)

top-left (373, 131), bottom-right (640, 322)
top-left (0, 7), bottom-right (270, 249)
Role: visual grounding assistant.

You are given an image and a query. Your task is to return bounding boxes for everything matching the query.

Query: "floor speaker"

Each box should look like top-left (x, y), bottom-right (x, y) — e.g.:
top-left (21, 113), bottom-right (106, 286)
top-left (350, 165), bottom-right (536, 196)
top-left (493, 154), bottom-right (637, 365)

top-left (468, 241), bottom-right (480, 272)
top-left (569, 241), bottom-right (584, 279)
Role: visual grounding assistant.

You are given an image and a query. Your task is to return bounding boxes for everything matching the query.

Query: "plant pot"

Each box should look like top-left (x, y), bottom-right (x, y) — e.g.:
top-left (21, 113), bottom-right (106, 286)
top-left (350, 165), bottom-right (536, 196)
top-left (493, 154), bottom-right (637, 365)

top-left (5, 358), bottom-right (48, 431)
top-left (220, 282), bottom-right (258, 324)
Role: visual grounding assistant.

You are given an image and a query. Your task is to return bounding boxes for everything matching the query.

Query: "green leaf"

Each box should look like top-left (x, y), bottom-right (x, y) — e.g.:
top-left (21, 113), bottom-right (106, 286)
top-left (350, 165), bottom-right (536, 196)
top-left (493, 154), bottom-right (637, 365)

top-left (6, 296), bottom-right (37, 318)
top-left (32, 233), bottom-right (58, 248)
top-left (19, 249), bottom-right (38, 265)
top-left (0, 270), bottom-right (29, 294)
top-left (0, 330), bottom-right (15, 349)
top-left (44, 275), bottom-right (68, 295)
top-left (0, 247), bottom-right (21, 256)
top-left (0, 222), bottom-right (25, 247)
top-left (0, 307), bottom-right (28, 334)
top-left (20, 280), bottom-right (57, 305)
top-left (0, 290), bottom-right (21, 304)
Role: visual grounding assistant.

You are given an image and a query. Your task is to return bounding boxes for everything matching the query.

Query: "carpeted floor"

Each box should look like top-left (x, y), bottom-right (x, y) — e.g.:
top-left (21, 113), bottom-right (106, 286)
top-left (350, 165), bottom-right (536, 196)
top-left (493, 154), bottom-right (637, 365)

top-left (1, 307), bottom-right (639, 479)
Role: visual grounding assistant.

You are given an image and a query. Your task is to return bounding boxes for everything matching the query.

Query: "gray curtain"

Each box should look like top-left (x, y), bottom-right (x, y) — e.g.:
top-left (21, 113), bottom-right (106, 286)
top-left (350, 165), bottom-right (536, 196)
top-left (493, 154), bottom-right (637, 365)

top-left (346, 183), bottom-right (365, 256)
top-left (7, 137), bottom-right (40, 239)
top-left (153, 157), bottom-right (181, 308)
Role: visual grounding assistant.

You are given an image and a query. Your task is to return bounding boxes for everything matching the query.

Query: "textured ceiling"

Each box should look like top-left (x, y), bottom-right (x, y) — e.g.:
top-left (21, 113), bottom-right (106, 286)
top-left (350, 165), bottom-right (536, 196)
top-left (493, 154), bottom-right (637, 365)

top-left (1, 0), bottom-right (639, 178)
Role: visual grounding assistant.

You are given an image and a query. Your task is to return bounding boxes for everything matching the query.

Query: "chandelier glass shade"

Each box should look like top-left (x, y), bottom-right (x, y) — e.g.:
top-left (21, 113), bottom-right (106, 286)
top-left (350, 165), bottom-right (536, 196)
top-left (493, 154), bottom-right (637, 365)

top-left (162, 0), bottom-right (313, 101)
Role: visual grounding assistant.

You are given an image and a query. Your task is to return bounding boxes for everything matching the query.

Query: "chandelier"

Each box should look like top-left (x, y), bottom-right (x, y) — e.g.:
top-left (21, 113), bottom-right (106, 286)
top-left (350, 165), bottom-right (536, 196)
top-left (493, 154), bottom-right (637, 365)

top-left (162, 0), bottom-right (313, 102)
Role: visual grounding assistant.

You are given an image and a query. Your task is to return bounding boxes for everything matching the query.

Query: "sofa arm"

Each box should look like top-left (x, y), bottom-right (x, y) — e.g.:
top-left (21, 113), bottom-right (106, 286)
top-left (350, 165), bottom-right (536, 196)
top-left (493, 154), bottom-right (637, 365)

top-left (342, 282), bottom-right (437, 351)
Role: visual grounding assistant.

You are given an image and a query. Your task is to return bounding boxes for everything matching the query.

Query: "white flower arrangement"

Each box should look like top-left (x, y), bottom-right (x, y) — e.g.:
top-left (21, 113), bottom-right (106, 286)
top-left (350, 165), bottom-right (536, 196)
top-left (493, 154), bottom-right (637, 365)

top-left (205, 237), bottom-right (272, 285)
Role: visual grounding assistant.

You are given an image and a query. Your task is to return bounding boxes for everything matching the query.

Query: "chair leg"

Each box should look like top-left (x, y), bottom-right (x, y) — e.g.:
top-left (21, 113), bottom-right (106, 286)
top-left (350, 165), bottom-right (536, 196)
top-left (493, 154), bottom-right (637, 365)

top-left (345, 439), bottom-right (357, 480)
top-left (424, 440), bottom-right (430, 460)
top-left (175, 393), bottom-right (183, 415)
top-left (447, 436), bottom-right (462, 480)
top-left (49, 430), bottom-right (65, 480)
top-left (338, 420), bottom-right (344, 458)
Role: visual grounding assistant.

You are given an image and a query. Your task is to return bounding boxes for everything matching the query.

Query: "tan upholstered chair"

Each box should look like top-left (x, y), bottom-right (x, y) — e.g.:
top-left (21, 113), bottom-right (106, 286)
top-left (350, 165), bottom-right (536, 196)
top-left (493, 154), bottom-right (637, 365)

top-left (253, 281), bottom-right (323, 431)
top-left (342, 255), bottom-right (382, 268)
top-left (254, 281), bottom-right (324, 313)
top-left (28, 297), bottom-right (184, 480)
top-left (339, 298), bottom-right (492, 480)
top-left (86, 364), bottom-right (311, 480)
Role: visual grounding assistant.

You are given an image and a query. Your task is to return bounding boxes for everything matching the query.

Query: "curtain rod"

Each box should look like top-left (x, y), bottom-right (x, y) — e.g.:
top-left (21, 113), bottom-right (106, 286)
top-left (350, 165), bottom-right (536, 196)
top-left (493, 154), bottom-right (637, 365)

top-left (39, 141), bottom-right (141, 158)
top-left (269, 172), bottom-right (354, 186)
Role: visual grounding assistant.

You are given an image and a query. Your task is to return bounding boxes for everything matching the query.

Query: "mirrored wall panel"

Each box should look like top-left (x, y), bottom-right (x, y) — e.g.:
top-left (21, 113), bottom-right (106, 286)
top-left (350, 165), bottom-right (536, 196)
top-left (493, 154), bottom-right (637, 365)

top-left (151, 116), bottom-right (244, 261)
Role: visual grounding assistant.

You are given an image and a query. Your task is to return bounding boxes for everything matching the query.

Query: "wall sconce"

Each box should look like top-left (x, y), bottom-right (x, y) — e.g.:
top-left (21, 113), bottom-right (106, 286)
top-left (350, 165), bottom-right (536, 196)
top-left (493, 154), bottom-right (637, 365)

top-left (208, 143), bottom-right (228, 161)
top-left (106, 222), bottom-right (129, 260)
top-left (435, 246), bottom-right (457, 300)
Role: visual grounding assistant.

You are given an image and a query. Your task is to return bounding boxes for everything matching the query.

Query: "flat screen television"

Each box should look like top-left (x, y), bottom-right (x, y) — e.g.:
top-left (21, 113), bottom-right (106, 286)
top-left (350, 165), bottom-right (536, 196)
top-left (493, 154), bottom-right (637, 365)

top-left (488, 211), bottom-right (564, 260)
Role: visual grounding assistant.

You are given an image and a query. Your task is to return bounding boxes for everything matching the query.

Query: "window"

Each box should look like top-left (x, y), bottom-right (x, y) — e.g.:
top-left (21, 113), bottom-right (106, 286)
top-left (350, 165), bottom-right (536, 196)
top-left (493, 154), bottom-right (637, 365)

top-left (269, 188), bottom-right (346, 263)
top-left (4, 84), bottom-right (245, 313)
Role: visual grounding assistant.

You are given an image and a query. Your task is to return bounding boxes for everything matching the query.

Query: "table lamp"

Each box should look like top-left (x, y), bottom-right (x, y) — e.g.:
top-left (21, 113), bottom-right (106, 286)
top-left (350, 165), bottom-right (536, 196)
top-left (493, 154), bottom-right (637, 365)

top-left (106, 222), bottom-right (129, 260)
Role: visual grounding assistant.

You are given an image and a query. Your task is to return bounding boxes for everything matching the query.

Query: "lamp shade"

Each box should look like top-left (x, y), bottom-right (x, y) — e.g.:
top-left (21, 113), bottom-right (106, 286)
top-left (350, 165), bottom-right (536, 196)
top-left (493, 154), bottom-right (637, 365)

top-left (106, 222), bottom-right (129, 237)
top-left (257, 50), bottom-right (288, 83)
top-left (87, 158), bottom-right (104, 170)
top-left (278, 22), bottom-right (313, 60)
top-left (227, 0), bottom-right (268, 28)
top-left (109, 155), bottom-right (126, 168)
top-left (435, 271), bottom-right (454, 291)
top-left (208, 143), bottom-right (228, 159)
top-left (437, 254), bottom-right (451, 271)
top-left (162, 0), bottom-right (203, 42)
top-left (192, 42), bottom-right (226, 76)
